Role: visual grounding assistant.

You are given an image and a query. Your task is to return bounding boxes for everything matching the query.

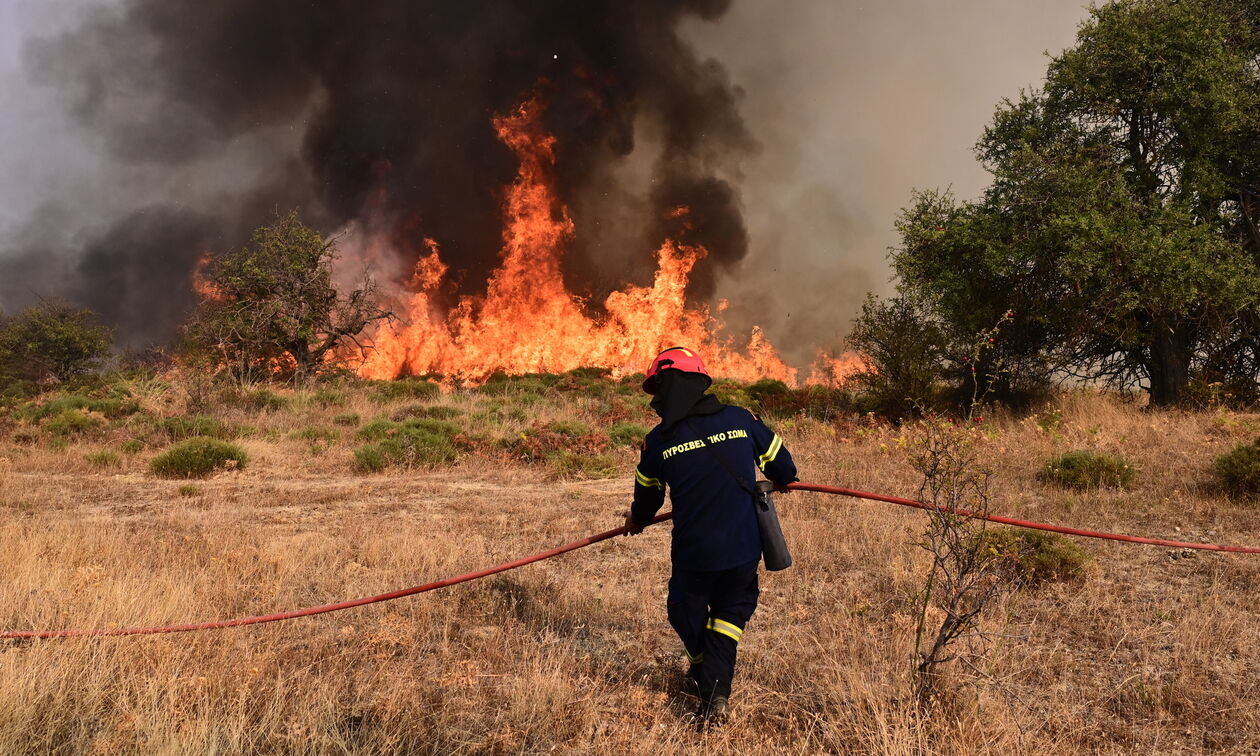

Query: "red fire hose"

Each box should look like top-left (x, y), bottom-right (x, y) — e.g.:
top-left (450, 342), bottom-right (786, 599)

top-left (2, 482), bottom-right (1257, 640)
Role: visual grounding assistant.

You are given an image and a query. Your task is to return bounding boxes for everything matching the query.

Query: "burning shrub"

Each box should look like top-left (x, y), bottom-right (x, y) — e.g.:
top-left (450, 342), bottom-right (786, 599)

top-left (1214, 439), bottom-right (1260, 498)
top-left (150, 437), bottom-right (248, 478)
top-left (976, 528), bottom-right (1091, 586)
top-left (180, 211), bottom-right (390, 381)
top-left (1038, 451), bottom-right (1134, 490)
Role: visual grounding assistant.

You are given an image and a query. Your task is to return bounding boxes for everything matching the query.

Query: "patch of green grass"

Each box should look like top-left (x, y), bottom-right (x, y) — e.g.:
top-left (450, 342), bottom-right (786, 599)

top-left (1037, 450), bottom-right (1134, 490)
top-left (44, 409), bottom-right (105, 437)
top-left (369, 378), bottom-right (441, 403)
top-left (177, 484), bottom-right (203, 497)
top-left (977, 528), bottom-right (1092, 586)
top-left (84, 450), bottom-right (121, 468)
top-left (293, 426), bottom-right (339, 443)
top-left (546, 419), bottom-right (592, 438)
top-left (608, 422), bottom-right (649, 447)
top-left (351, 418), bottom-right (463, 472)
top-left (242, 389), bottom-right (290, 412)
top-left (150, 437), bottom-right (249, 479)
top-left (154, 415), bottom-right (237, 442)
top-left (332, 413), bottom-right (361, 427)
top-left (390, 404), bottom-right (464, 422)
top-left (119, 439), bottom-right (145, 454)
top-left (18, 393), bottom-right (141, 421)
top-left (352, 445), bottom-right (388, 473)
top-left (707, 378), bottom-right (753, 409)
top-left (293, 426), bottom-right (339, 454)
top-left (543, 450), bottom-right (620, 480)
top-left (1214, 439), bottom-right (1260, 498)
top-left (310, 388), bottom-right (346, 408)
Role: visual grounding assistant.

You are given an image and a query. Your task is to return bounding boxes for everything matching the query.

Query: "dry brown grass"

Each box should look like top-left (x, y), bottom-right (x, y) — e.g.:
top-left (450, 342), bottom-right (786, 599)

top-left (1, 384), bottom-right (1258, 753)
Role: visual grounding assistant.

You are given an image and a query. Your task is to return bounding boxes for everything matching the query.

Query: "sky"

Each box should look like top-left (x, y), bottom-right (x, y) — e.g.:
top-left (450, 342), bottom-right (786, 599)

top-left (0, 0), bottom-right (1092, 357)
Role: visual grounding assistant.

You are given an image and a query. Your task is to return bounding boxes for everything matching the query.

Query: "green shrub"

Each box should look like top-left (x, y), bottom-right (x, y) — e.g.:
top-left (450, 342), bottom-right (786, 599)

top-left (119, 439), bottom-right (145, 454)
top-left (707, 378), bottom-right (752, 409)
top-left (310, 388), bottom-right (345, 408)
top-left (1037, 450), bottom-right (1134, 490)
top-left (45, 409), bottom-right (105, 437)
top-left (154, 415), bottom-right (237, 442)
top-left (293, 426), bottom-right (339, 444)
top-left (243, 389), bottom-right (289, 412)
top-left (608, 422), bottom-right (649, 447)
top-left (543, 450), bottom-right (620, 480)
top-left (351, 418), bottom-right (462, 472)
top-left (547, 419), bottom-right (592, 438)
top-left (150, 437), bottom-right (248, 478)
top-left (747, 378), bottom-right (791, 404)
top-left (1214, 439), bottom-right (1260, 497)
top-left (84, 450), bottom-right (121, 468)
top-left (355, 419), bottom-right (399, 442)
top-left (391, 404), bottom-right (464, 422)
top-left (20, 393), bottom-right (140, 421)
top-left (978, 528), bottom-right (1091, 585)
top-left (332, 413), bottom-right (361, 427)
top-left (369, 378), bottom-right (441, 403)
top-left (353, 445), bottom-right (389, 473)
top-left (0, 301), bottom-right (112, 382)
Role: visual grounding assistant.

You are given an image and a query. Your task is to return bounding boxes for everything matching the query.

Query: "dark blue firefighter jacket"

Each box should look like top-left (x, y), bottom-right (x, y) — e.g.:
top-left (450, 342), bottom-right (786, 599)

top-left (630, 405), bottom-right (798, 571)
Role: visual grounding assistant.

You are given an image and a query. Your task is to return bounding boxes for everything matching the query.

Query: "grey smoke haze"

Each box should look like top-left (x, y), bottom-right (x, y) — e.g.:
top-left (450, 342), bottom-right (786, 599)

top-left (0, 0), bottom-right (1088, 361)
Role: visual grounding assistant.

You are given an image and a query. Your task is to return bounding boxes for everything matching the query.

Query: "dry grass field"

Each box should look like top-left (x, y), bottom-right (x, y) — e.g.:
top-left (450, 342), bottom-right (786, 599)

top-left (1, 376), bottom-right (1258, 754)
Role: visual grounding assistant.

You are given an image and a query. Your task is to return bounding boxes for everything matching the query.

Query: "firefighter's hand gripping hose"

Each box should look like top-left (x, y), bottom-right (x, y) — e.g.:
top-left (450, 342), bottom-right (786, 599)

top-left (3, 482), bottom-right (1258, 640)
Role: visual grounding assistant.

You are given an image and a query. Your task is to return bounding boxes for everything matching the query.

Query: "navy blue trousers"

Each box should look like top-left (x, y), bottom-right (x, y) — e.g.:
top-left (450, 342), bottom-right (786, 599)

top-left (667, 559), bottom-right (759, 699)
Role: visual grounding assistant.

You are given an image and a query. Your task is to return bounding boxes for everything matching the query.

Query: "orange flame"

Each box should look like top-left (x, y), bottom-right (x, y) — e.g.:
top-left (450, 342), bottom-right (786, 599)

top-left (355, 94), bottom-right (861, 386)
top-left (191, 254), bottom-right (225, 302)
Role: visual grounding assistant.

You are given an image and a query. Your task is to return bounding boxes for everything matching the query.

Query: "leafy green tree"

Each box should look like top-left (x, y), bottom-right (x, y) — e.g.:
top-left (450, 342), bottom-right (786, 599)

top-left (846, 294), bottom-right (946, 420)
top-left (893, 0), bottom-right (1260, 406)
top-left (183, 211), bottom-right (390, 381)
top-left (0, 300), bottom-right (113, 383)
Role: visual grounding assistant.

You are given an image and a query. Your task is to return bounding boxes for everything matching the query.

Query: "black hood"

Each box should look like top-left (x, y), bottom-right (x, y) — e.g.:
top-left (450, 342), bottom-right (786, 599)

top-left (650, 369), bottom-right (724, 436)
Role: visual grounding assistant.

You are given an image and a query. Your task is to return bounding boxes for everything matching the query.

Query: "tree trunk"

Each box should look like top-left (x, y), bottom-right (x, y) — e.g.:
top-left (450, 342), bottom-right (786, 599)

top-left (1147, 316), bottom-right (1192, 407)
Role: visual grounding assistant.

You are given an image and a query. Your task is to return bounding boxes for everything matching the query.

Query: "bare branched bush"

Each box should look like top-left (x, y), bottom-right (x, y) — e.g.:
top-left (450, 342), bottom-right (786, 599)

top-left (907, 414), bottom-right (1012, 704)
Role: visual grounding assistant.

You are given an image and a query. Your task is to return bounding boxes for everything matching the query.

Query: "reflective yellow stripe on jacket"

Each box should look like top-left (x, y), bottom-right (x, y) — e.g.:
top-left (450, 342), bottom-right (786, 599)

top-left (635, 468), bottom-right (664, 489)
top-left (756, 434), bottom-right (783, 470)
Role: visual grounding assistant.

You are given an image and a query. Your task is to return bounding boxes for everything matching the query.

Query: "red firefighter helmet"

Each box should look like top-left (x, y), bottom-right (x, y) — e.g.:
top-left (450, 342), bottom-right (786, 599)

top-left (642, 346), bottom-right (711, 394)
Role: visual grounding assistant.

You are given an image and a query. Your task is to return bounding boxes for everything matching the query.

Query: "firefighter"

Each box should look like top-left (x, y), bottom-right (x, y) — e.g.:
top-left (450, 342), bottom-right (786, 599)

top-left (623, 346), bottom-right (798, 726)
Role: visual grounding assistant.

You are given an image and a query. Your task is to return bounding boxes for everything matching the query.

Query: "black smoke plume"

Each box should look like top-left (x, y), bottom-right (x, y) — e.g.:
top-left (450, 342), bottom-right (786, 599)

top-left (8, 0), bottom-right (754, 345)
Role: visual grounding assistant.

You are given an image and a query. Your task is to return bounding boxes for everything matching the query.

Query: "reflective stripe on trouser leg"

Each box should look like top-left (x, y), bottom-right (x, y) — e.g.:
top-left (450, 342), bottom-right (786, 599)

top-left (707, 617), bottom-right (744, 643)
